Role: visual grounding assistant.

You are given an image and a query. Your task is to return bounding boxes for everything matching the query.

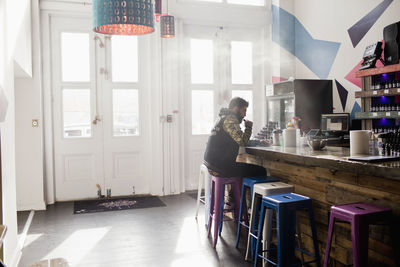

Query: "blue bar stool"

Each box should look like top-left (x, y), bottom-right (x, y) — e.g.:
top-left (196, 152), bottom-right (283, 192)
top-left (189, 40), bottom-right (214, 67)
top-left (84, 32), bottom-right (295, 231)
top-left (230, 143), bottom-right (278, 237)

top-left (235, 176), bottom-right (279, 248)
top-left (254, 193), bottom-right (321, 267)
top-left (245, 182), bottom-right (294, 263)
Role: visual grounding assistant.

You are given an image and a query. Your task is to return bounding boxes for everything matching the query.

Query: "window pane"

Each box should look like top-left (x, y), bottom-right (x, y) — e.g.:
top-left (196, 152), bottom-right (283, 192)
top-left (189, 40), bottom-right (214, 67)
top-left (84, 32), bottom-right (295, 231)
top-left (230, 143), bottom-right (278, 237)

top-left (112, 36), bottom-right (138, 82)
top-left (231, 41), bottom-right (253, 84)
top-left (192, 90), bottom-right (214, 135)
top-left (61, 33), bottom-right (90, 82)
top-left (227, 0), bottom-right (264, 6)
top-left (63, 89), bottom-right (91, 138)
top-left (231, 90), bottom-right (253, 122)
top-left (113, 89), bottom-right (139, 136)
top-left (191, 39), bottom-right (213, 84)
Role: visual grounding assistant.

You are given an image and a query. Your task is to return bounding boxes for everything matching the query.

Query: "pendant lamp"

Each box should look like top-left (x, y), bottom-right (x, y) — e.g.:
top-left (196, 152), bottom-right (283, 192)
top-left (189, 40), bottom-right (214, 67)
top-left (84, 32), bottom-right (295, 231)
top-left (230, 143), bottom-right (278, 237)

top-left (155, 0), bottom-right (162, 19)
top-left (93, 0), bottom-right (155, 35)
top-left (160, 15), bottom-right (174, 38)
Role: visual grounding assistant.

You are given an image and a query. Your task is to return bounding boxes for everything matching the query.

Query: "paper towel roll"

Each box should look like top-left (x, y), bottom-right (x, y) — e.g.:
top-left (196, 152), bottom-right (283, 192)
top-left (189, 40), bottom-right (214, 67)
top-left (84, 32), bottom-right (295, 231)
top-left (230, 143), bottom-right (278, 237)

top-left (350, 130), bottom-right (370, 156)
top-left (283, 128), bottom-right (297, 147)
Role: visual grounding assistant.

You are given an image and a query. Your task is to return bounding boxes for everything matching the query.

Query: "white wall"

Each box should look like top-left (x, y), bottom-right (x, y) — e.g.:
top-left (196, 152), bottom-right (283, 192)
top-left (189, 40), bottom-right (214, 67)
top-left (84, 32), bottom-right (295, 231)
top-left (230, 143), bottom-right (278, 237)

top-left (15, 0), bottom-right (45, 211)
top-left (9, 0), bottom-right (32, 78)
top-left (1, 0), bottom-right (34, 265)
top-left (14, 0), bottom-right (45, 212)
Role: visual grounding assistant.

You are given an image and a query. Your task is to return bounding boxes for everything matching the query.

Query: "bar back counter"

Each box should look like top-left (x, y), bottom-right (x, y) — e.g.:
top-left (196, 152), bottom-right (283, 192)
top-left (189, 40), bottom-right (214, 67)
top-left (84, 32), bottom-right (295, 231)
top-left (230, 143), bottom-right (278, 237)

top-left (238, 146), bottom-right (400, 267)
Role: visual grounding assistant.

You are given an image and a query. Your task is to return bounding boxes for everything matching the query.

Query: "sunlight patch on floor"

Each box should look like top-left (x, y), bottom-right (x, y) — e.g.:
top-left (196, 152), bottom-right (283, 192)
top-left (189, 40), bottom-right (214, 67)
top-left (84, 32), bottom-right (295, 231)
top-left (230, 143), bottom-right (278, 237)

top-left (43, 227), bottom-right (111, 265)
top-left (170, 256), bottom-right (216, 267)
top-left (23, 233), bottom-right (43, 248)
top-left (174, 217), bottom-right (205, 253)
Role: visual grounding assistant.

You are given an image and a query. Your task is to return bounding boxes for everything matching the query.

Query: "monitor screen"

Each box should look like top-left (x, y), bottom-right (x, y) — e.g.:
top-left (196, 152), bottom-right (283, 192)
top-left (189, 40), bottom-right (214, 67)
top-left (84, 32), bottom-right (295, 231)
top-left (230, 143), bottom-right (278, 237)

top-left (321, 113), bottom-right (349, 132)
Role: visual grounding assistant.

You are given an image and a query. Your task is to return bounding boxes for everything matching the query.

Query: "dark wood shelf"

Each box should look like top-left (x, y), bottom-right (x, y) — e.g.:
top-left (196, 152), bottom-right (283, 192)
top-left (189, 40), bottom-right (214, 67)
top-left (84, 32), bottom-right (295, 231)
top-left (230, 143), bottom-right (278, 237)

top-left (355, 111), bottom-right (400, 119)
top-left (355, 87), bottom-right (400, 98)
top-left (356, 62), bottom-right (400, 78)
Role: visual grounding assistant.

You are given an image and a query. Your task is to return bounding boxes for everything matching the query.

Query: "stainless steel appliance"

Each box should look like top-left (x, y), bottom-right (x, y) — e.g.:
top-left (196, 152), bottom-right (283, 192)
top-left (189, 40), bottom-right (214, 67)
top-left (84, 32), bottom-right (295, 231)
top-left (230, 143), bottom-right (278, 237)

top-left (321, 113), bottom-right (350, 146)
top-left (267, 79), bottom-right (333, 133)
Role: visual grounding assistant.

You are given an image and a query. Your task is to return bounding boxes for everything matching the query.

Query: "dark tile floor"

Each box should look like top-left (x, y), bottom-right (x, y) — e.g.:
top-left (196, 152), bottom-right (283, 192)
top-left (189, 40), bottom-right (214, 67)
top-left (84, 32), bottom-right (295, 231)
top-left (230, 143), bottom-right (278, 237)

top-left (18, 193), bottom-right (253, 267)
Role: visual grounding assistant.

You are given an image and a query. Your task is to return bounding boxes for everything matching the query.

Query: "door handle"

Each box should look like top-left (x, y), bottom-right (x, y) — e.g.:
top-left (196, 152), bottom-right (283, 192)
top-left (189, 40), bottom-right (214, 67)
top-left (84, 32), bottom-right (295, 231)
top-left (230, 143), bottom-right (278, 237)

top-left (100, 68), bottom-right (109, 80)
top-left (159, 115), bottom-right (173, 123)
top-left (92, 115), bottom-right (101, 125)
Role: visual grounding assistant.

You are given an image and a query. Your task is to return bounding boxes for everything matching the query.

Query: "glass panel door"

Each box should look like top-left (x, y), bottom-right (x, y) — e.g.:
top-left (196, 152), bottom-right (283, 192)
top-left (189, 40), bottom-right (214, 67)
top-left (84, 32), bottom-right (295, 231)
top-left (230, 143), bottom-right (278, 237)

top-left (52, 17), bottom-right (103, 201)
top-left (51, 17), bottom-right (156, 200)
top-left (183, 25), bottom-right (263, 190)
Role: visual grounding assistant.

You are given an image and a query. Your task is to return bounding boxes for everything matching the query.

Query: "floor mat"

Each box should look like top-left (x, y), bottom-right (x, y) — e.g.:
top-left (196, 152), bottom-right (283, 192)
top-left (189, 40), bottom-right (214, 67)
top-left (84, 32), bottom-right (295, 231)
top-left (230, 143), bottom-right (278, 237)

top-left (73, 196), bottom-right (166, 214)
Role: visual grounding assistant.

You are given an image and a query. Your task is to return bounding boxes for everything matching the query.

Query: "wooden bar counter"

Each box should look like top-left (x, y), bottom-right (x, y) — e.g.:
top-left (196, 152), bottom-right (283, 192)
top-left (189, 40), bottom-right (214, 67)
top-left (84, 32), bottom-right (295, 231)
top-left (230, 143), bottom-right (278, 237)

top-left (237, 145), bottom-right (400, 267)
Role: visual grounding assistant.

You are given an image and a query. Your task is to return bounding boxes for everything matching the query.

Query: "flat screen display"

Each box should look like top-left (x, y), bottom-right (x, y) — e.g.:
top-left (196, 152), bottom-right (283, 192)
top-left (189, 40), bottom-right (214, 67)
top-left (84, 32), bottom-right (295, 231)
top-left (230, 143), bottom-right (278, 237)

top-left (321, 113), bottom-right (349, 132)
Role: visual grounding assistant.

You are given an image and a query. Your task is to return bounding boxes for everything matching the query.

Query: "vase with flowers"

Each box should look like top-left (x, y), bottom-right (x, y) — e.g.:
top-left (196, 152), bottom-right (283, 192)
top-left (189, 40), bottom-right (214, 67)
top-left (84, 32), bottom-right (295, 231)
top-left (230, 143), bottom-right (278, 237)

top-left (293, 116), bottom-right (302, 130)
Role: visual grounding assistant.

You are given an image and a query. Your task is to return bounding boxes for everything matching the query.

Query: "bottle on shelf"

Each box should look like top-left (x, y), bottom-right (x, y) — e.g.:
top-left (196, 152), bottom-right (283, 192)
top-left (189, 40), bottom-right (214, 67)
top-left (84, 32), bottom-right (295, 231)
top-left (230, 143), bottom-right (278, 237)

top-left (369, 130), bottom-right (375, 156)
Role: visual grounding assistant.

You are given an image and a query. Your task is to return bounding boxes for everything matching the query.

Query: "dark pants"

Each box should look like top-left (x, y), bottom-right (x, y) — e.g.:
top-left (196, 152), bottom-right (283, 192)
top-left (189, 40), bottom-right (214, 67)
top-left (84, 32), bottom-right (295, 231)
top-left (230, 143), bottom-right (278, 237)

top-left (218, 163), bottom-right (266, 178)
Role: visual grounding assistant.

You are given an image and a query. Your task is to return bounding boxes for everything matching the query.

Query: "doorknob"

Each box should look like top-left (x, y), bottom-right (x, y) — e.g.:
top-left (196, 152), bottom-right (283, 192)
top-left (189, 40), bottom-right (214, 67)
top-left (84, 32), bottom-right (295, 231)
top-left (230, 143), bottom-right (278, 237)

top-left (92, 115), bottom-right (101, 125)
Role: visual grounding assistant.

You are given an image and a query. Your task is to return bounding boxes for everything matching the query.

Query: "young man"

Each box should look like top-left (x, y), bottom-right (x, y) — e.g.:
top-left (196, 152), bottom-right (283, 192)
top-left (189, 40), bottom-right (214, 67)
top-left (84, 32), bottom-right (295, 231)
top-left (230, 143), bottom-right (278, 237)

top-left (203, 97), bottom-right (266, 178)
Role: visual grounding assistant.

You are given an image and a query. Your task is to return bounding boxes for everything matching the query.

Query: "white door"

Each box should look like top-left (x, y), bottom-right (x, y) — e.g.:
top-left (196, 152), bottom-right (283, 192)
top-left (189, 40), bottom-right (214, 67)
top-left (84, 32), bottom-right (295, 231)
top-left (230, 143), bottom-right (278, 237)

top-left (52, 17), bottom-right (156, 200)
top-left (183, 24), bottom-right (264, 190)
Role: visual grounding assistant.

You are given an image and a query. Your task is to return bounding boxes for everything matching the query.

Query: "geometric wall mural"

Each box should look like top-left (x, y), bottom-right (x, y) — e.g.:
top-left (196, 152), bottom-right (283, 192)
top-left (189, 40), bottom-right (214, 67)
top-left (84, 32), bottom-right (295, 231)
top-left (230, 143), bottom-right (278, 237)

top-left (272, 76), bottom-right (288, 83)
top-left (272, 5), bottom-right (341, 79)
top-left (345, 60), bottom-right (364, 88)
top-left (335, 80), bottom-right (349, 111)
top-left (347, 0), bottom-right (393, 47)
top-left (345, 46), bottom-right (385, 89)
top-left (350, 101), bottom-right (362, 123)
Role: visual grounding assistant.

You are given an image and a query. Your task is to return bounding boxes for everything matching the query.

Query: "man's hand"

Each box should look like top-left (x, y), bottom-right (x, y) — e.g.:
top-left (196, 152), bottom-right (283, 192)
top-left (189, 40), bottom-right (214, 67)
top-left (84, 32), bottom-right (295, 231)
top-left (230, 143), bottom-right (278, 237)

top-left (244, 120), bottom-right (253, 128)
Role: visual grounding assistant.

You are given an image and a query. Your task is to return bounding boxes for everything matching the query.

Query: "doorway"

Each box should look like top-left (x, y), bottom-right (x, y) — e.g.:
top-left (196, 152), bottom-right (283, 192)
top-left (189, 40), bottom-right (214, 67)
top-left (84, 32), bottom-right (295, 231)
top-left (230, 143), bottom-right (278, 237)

top-left (50, 17), bottom-right (159, 201)
top-left (182, 24), bottom-right (264, 190)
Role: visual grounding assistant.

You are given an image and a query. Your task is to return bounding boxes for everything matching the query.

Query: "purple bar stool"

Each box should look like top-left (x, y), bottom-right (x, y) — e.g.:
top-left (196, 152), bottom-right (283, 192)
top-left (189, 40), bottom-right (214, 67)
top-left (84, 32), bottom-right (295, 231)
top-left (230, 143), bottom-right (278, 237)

top-left (207, 175), bottom-right (242, 248)
top-left (324, 202), bottom-right (392, 267)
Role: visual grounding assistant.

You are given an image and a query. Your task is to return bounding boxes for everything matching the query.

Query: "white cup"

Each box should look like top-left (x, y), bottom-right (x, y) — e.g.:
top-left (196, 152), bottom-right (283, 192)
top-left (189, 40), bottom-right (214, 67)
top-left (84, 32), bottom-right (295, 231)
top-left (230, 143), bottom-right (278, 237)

top-left (350, 130), bottom-right (371, 156)
top-left (283, 128), bottom-right (297, 147)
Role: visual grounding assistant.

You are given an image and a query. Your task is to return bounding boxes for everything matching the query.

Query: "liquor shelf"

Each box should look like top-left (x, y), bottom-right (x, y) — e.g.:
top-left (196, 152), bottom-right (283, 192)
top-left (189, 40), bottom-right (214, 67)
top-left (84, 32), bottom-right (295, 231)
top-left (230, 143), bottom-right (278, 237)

top-left (355, 87), bottom-right (400, 98)
top-left (355, 111), bottom-right (400, 119)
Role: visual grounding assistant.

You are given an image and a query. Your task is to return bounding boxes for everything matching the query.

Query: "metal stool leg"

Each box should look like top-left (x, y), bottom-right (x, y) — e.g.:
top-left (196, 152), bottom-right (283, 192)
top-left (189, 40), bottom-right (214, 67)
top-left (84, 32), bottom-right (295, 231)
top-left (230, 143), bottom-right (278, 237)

top-left (195, 166), bottom-right (205, 219)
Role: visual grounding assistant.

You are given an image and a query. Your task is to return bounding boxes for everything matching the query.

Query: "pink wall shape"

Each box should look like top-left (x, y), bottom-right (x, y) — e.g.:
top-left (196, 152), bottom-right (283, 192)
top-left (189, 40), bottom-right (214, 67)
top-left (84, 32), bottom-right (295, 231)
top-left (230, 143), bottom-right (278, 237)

top-left (272, 76), bottom-right (288, 83)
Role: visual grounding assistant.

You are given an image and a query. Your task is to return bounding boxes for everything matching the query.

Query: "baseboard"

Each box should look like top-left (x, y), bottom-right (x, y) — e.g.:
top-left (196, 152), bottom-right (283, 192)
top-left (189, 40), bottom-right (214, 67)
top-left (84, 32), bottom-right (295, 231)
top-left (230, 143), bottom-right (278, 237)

top-left (17, 201), bottom-right (46, 211)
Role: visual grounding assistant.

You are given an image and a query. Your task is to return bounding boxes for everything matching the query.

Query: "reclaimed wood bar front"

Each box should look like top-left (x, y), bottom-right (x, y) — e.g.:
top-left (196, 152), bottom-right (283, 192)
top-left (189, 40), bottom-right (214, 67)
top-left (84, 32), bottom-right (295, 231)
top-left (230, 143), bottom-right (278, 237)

top-left (237, 146), bottom-right (400, 267)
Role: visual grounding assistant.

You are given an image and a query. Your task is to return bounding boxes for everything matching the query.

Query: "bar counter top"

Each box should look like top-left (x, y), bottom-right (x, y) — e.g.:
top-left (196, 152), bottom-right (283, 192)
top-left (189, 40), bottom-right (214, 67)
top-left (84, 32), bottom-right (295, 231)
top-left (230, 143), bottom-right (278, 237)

top-left (240, 145), bottom-right (400, 181)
